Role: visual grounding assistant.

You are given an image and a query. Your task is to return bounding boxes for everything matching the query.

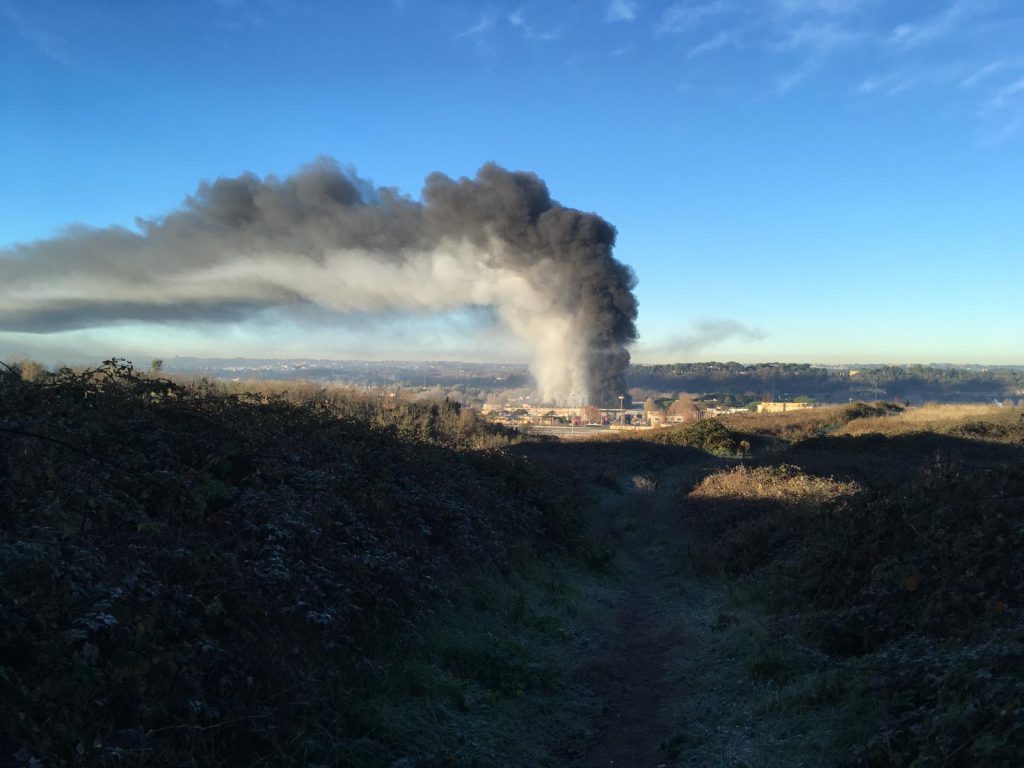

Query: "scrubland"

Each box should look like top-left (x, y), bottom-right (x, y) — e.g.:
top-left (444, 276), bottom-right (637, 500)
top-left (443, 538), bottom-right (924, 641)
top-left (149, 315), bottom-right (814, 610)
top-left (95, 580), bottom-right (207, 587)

top-left (0, 360), bottom-right (589, 766)
top-left (2, 361), bottom-right (1022, 767)
top-left (662, 400), bottom-right (1024, 766)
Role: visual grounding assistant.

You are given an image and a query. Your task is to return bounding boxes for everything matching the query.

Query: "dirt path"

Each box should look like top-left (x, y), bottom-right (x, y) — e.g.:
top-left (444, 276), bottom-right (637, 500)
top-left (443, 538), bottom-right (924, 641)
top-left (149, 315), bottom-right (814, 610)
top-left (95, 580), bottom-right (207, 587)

top-left (564, 456), bottom-right (833, 768)
top-left (578, 468), bottom-right (696, 768)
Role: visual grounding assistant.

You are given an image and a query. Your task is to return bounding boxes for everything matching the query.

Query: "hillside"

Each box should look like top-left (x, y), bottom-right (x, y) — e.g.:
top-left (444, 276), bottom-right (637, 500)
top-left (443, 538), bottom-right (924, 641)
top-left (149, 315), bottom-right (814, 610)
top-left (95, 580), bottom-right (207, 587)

top-left (3, 361), bottom-right (1022, 767)
top-left (630, 362), bottom-right (1024, 405)
top-left (1, 360), bottom-right (585, 766)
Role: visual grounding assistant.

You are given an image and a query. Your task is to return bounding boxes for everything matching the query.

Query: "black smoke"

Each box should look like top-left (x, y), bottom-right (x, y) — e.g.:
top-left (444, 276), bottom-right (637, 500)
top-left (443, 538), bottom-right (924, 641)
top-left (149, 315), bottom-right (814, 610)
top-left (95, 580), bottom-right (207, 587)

top-left (0, 159), bottom-right (638, 405)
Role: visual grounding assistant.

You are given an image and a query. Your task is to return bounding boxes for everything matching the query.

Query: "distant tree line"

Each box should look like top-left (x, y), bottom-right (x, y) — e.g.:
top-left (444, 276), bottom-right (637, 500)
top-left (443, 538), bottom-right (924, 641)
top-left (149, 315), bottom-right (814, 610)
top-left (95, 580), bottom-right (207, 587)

top-left (629, 362), bottom-right (1024, 404)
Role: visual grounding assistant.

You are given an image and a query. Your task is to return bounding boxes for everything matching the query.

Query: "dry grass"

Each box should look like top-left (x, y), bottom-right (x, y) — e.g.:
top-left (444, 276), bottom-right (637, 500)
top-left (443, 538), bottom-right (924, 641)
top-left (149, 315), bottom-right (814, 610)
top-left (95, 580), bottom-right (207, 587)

top-left (721, 404), bottom-right (867, 442)
top-left (689, 464), bottom-right (861, 507)
top-left (839, 403), bottom-right (1024, 441)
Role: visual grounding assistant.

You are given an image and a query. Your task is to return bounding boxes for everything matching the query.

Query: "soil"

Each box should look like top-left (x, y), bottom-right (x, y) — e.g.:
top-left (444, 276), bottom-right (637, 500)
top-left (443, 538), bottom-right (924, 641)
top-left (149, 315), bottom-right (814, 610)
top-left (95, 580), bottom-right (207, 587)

top-left (530, 443), bottom-right (823, 767)
top-left (576, 467), bottom-right (697, 768)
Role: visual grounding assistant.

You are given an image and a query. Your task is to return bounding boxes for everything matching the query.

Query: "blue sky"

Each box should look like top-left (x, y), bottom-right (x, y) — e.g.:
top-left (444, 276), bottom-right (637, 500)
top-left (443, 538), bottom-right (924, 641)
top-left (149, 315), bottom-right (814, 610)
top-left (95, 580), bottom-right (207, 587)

top-left (1, 0), bottom-right (1022, 365)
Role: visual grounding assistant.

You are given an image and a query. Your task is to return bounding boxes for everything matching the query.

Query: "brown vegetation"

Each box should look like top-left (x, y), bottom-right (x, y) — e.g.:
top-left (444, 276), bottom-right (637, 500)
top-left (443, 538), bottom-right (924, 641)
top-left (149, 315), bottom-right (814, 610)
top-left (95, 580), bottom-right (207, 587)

top-left (721, 401), bottom-right (903, 443)
top-left (839, 402), bottom-right (1024, 441)
top-left (690, 464), bottom-right (860, 507)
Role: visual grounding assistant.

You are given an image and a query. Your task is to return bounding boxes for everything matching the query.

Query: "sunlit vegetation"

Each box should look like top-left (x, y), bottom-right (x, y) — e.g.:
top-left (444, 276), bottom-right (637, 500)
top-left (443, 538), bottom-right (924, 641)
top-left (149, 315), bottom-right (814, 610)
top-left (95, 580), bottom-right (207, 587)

top-left (720, 401), bottom-right (904, 443)
top-left (838, 402), bottom-right (1024, 440)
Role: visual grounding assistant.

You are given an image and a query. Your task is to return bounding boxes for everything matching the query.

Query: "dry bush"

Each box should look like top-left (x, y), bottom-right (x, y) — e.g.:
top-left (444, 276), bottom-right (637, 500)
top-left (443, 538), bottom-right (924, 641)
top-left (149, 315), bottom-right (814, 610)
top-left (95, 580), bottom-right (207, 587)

top-left (683, 465), bottom-right (861, 577)
top-left (721, 405), bottom-right (851, 442)
top-left (721, 402), bottom-right (904, 444)
top-left (690, 464), bottom-right (861, 507)
top-left (641, 418), bottom-right (742, 454)
top-left (4, 358), bottom-right (49, 382)
top-left (839, 403), bottom-right (1024, 442)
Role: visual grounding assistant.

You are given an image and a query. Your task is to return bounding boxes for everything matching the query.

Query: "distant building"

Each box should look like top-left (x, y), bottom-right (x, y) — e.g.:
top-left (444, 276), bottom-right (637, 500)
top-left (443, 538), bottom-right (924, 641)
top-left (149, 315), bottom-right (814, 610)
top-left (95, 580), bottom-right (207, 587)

top-left (757, 401), bottom-right (815, 413)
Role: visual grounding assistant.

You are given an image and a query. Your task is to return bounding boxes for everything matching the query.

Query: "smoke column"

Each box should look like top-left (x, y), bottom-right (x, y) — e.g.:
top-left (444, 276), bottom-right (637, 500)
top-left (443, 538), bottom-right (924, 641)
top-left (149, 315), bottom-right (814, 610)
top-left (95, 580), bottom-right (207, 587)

top-left (0, 159), bottom-right (638, 405)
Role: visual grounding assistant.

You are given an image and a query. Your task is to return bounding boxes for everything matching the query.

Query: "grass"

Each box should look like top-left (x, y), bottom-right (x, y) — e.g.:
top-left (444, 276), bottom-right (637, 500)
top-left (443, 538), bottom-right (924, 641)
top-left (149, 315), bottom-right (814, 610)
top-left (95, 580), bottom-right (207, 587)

top-left (721, 401), bottom-right (902, 443)
top-left (689, 464), bottom-right (861, 507)
top-left (6, 361), bottom-right (1021, 766)
top-left (327, 563), bottom-right (609, 768)
top-left (671, 401), bottom-right (1024, 767)
top-left (839, 402), bottom-right (1024, 441)
top-left (682, 465), bottom-right (861, 577)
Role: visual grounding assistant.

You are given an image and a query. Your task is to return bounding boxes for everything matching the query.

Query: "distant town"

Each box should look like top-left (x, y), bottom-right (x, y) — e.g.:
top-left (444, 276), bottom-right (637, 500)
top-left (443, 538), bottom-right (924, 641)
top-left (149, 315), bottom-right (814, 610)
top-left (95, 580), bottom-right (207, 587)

top-left (159, 358), bottom-right (1024, 427)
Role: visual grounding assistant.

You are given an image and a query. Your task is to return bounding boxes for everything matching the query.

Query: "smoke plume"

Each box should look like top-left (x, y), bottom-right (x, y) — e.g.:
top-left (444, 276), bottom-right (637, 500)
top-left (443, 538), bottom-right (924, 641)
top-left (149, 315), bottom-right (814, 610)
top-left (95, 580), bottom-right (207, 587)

top-left (0, 159), bottom-right (638, 405)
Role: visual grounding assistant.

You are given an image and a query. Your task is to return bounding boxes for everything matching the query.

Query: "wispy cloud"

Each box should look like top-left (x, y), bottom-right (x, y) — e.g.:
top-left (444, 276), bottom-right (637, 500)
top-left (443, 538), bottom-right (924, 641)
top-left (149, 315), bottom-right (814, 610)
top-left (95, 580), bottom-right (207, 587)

top-left (0, 3), bottom-right (72, 65)
top-left (606, 0), bottom-right (638, 23)
top-left (772, 0), bottom-right (869, 16)
top-left (655, 1), bottom-right (730, 37)
top-left (775, 62), bottom-right (815, 94)
top-left (773, 21), bottom-right (861, 54)
top-left (961, 56), bottom-right (1024, 88)
top-left (857, 72), bottom-right (916, 96)
top-left (770, 20), bottom-right (861, 94)
top-left (986, 76), bottom-right (1024, 109)
top-left (889, 0), bottom-right (991, 49)
top-left (687, 30), bottom-right (737, 59)
top-left (508, 8), bottom-right (558, 41)
top-left (455, 14), bottom-right (495, 39)
top-left (978, 113), bottom-right (1024, 145)
top-left (975, 64), bottom-right (1024, 143)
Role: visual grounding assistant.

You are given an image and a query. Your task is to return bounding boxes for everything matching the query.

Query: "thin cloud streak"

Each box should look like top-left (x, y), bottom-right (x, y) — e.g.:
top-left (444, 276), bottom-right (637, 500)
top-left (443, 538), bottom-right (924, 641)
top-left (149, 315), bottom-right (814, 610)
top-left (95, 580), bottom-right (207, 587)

top-left (772, 0), bottom-right (870, 15)
top-left (772, 21), bottom-right (862, 54)
top-left (961, 57), bottom-right (1024, 88)
top-left (986, 77), bottom-right (1024, 109)
top-left (858, 72), bottom-right (917, 96)
top-left (455, 15), bottom-right (494, 39)
top-left (0, 3), bottom-right (72, 65)
top-left (687, 30), bottom-right (737, 59)
top-left (655, 0), bottom-right (730, 37)
top-left (889, 0), bottom-right (994, 49)
top-left (508, 8), bottom-right (558, 41)
top-left (606, 0), bottom-right (638, 23)
top-left (770, 20), bottom-right (862, 95)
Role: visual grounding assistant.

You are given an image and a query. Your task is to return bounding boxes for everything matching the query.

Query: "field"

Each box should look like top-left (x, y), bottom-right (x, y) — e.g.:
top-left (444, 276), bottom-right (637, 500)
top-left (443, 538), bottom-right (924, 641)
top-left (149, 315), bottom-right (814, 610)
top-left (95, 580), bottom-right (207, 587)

top-left (2, 361), bottom-right (1022, 766)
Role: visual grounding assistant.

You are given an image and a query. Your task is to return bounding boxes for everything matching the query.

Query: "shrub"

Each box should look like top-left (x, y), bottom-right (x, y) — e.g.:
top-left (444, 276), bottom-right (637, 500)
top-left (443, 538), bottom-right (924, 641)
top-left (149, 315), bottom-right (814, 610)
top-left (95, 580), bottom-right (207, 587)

top-left (0, 360), bottom-right (580, 767)
top-left (684, 465), bottom-right (860, 574)
top-left (644, 418), bottom-right (742, 455)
